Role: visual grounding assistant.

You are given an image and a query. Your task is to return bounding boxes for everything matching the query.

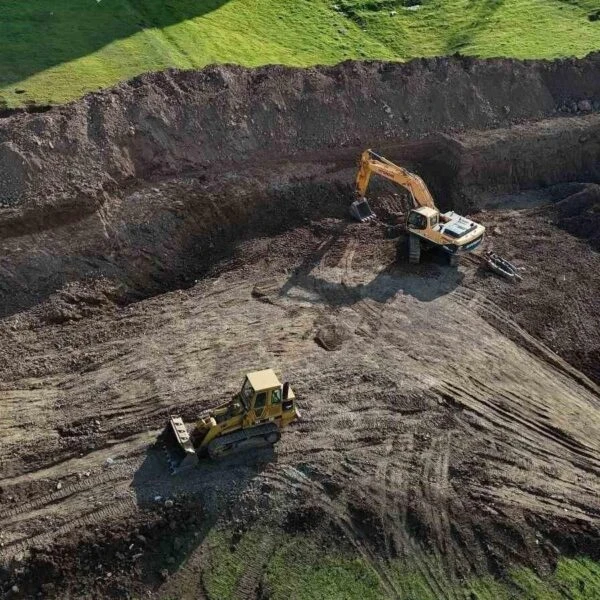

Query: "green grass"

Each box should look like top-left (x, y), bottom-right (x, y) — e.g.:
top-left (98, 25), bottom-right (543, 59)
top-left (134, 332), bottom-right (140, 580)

top-left (265, 537), bottom-right (385, 600)
top-left (1, 0), bottom-right (600, 107)
top-left (200, 525), bottom-right (600, 600)
top-left (202, 526), bottom-right (267, 599)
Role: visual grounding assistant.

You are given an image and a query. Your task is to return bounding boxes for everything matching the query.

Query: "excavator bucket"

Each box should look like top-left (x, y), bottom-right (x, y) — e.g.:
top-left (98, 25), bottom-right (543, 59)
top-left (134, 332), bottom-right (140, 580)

top-left (350, 198), bottom-right (376, 222)
top-left (158, 416), bottom-right (199, 473)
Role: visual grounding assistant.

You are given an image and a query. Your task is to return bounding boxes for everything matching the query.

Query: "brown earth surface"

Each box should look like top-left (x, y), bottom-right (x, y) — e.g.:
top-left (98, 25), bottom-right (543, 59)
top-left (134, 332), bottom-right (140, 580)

top-left (1, 56), bottom-right (600, 599)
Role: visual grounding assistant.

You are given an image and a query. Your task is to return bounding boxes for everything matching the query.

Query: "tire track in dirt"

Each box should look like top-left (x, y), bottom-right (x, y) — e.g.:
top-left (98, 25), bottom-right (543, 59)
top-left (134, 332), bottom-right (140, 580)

top-left (1, 498), bottom-right (136, 560)
top-left (272, 465), bottom-right (402, 599)
top-left (233, 533), bottom-right (276, 600)
top-left (421, 433), bottom-right (452, 555)
top-left (0, 466), bottom-right (132, 522)
top-left (369, 432), bottom-right (455, 600)
top-left (441, 377), bottom-right (600, 474)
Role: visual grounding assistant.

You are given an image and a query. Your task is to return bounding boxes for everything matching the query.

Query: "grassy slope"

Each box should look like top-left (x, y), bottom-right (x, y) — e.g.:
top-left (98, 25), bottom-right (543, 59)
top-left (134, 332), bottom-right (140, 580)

top-left (201, 526), bottom-right (600, 600)
top-left (1, 0), bottom-right (600, 106)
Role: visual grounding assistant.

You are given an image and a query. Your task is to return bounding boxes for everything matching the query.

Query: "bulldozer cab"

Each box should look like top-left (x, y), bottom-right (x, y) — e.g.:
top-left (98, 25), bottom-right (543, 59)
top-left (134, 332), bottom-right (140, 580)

top-left (243, 370), bottom-right (283, 419)
top-left (241, 369), bottom-right (297, 424)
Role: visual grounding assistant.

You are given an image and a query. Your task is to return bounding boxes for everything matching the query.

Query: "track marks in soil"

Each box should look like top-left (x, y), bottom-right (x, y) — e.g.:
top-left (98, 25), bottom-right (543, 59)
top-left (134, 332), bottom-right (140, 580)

top-left (1, 219), bottom-right (600, 596)
top-left (2, 497), bottom-right (137, 561)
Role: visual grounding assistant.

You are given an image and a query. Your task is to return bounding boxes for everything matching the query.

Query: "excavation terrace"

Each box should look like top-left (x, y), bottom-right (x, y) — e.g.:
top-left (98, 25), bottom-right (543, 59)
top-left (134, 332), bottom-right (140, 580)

top-left (0, 54), bottom-right (599, 599)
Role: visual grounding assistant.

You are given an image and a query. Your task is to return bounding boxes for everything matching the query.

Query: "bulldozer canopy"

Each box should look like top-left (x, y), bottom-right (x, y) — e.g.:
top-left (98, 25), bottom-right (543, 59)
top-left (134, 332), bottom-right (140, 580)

top-left (246, 369), bottom-right (281, 392)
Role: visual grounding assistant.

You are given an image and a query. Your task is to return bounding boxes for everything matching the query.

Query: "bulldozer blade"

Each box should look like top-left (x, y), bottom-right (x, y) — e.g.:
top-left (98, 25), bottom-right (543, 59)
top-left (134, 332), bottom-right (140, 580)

top-left (158, 416), bottom-right (200, 474)
top-left (350, 198), bottom-right (376, 222)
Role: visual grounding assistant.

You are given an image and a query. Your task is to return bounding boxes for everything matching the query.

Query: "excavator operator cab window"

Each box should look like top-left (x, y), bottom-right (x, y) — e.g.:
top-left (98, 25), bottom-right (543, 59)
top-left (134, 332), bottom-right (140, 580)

top-left (430, 213), bottom-right (439, 228)
top-left (272, 388), bottom-right (282, 405)
top-left (408, 211), bottom-right (427, 230)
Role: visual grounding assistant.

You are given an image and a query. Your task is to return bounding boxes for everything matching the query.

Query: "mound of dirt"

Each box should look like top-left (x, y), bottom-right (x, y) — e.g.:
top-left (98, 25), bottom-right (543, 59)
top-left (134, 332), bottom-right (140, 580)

top-left (548, 182), bottom-right (600, 249)
top-left (1, 53), bottom-right (600, 208)
top-left (467, 184), bottom-right (600, 386)
top-left (314, 318), bottom-right (350, 351)
top-left (0, 498), bottom-right (203, 599)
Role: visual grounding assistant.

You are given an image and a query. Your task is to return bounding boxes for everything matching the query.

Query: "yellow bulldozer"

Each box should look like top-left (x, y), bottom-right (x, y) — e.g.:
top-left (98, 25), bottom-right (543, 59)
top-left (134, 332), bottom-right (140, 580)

top-left (350, 149), bottom-right (485, 266)
top-left (159, 369), bottom-right (300, 473)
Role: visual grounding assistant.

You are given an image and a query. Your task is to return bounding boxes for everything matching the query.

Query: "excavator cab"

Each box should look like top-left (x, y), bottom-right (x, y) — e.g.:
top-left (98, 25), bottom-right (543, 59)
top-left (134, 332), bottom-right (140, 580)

top-left (407, 207), bottom-right (439, 231)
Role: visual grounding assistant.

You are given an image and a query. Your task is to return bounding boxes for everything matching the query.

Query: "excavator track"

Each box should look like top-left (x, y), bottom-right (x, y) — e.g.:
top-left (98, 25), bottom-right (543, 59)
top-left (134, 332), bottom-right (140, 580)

top-left (207, 422), bottom-right (281, 459)
top-left (408, 234), bottom-right (421, 264)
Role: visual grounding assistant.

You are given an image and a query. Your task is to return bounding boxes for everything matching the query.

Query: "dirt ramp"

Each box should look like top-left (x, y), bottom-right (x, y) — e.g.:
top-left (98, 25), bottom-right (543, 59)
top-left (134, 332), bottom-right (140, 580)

top-left (449, 114), bottom-right (600, 207)
top-left (548, 182), bottom-right (600, 250)
top-left (2, 53), bottom-right (600, 207)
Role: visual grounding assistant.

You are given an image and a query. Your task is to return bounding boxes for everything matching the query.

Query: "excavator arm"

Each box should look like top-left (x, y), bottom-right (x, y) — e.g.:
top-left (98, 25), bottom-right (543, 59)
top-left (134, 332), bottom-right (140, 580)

top-left (350, 149), bottom-right (486, 265)
top-left (355, 149), bottom-right (436, 209)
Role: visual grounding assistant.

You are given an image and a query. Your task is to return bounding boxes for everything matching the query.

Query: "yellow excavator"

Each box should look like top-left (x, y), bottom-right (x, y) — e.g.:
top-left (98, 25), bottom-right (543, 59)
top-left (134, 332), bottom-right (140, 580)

top-left (350, 149), bottom-right (485, 266)
top-left (159, 369), bottom-right (300, 473)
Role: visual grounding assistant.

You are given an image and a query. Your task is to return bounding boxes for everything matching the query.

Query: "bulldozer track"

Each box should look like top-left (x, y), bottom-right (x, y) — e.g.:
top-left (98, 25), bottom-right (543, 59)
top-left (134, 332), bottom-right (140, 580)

top-left (0, 467), bottom-right (132, 522)
top-left (1, 498), bottom-right (136, 561)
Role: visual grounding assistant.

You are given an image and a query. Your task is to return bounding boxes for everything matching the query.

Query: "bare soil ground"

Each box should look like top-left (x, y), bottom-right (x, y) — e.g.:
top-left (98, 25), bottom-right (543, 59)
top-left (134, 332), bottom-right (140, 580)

top-left (0, 57), bottom-right (600, 599)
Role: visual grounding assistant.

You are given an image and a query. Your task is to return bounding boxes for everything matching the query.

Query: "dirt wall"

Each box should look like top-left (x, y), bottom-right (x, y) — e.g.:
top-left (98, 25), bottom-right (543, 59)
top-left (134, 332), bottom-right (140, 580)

top-left (1, 53), bottom-right (600, 207)
top-left (448, 114), bottom-right (600, 207)
top-left (1, 111), bottom-right (600, 320)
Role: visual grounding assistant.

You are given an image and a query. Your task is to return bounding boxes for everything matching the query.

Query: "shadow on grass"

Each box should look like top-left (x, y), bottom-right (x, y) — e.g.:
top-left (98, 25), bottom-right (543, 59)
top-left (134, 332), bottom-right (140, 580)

top-left (128, 441), bottom-right (277, 589)
top-left (0, 0), bottom-right (230, 93)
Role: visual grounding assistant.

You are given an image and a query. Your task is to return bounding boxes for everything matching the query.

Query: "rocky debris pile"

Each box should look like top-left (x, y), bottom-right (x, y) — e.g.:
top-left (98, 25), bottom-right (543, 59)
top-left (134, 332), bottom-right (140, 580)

top-left (557, 98), bottom-right (600, 113)
top-left (0, 498), bottom-right (203, 599)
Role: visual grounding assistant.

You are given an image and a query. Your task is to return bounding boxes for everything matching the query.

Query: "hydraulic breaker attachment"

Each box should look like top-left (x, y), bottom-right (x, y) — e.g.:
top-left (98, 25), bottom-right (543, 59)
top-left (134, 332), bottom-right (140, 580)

top-left (484, 251), bottom-right (522, 282)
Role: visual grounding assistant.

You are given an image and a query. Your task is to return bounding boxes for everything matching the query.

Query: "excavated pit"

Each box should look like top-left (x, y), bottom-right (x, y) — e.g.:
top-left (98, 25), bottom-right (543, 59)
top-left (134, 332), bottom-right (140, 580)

top-left (1, 55), bottom-right (600, 599)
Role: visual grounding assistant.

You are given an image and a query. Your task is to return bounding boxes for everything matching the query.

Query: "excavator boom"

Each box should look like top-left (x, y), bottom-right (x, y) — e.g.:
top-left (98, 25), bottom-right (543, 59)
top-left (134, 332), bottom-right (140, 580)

top-left (351, 149), bottom-right (485, 264)
top-left (355, 149), bottom-right (436, 210)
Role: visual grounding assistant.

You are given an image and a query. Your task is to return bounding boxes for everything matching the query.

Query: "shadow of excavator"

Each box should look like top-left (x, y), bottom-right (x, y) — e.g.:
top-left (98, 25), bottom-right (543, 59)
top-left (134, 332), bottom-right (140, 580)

top-left (278, 228), bottom-right (464, 307)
